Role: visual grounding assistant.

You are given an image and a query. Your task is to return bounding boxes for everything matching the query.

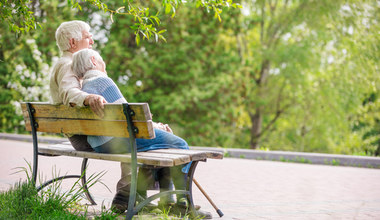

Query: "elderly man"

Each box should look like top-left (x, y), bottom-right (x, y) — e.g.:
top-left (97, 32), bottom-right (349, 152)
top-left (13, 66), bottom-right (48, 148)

top-left (49, 20), bottom-right (133, 213)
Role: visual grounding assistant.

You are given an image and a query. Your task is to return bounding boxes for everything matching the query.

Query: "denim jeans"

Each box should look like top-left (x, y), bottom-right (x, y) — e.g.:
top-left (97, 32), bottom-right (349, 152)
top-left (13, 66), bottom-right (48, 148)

top-left (95, 128), bottom-right (191, 199)
top-left (94, 128), bottom-right (191, 173)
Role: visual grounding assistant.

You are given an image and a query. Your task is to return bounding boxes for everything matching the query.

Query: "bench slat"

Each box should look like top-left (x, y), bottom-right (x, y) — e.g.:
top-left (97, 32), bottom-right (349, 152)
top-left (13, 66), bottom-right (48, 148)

top-left (24, 119), bottom-right (154, 139)
top-left (148, 149), bottom-right (208, 161)
top-left (152, 149), bottom-right (223, 160)
top-left (137, 151), bottom-right (191, 166)
top-left (21, 102), bottom-right (152, 121)
top-left (40, 145), bottom-right (174, 166)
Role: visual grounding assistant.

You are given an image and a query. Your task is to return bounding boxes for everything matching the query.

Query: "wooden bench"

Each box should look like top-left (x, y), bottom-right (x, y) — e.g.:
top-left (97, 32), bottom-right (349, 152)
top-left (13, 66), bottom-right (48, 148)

top-left (21, 102), bottom-right (223, 219)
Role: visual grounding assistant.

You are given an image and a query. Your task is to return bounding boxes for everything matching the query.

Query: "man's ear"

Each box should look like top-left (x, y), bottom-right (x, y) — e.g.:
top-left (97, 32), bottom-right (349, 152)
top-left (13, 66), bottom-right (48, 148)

top-left (90, 56), bottom-right (97, 66)
top-left (69, 38), bottom-right (76, 49)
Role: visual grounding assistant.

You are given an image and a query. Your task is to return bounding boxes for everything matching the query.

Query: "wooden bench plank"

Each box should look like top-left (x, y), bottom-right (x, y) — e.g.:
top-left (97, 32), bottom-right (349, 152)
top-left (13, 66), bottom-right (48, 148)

top-left (137, 151), bottom-right (191, 166)
top-left (147, 149), bottom-right (208, 161)
top-left (21, 102), bottom-right (152, 121)
top-left (198, 150), bottom-right (223, 159)
top-left (40, 145), bottom-right (173, 167)
top-left (152, 149), bottom-right (223, 160)
top-left (24, 119), bottom-right (154, 139)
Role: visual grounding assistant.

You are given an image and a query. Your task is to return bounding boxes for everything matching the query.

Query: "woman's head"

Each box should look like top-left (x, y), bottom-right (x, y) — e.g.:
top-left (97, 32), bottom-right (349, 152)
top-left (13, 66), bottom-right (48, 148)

top-left (72, 49), bottom-right (105, 78)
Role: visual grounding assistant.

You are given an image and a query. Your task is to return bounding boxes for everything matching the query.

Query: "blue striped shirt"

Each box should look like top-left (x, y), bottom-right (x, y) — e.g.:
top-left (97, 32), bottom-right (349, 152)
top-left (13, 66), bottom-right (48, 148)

top-left (81, 70), bottom-right (126, 148)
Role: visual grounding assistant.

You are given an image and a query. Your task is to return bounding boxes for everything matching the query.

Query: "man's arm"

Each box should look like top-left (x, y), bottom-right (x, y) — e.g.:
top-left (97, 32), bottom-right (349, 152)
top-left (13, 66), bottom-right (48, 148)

top-left (57, 63), bottom-right (88, 107)
top-left (57, 63), bottom-right (106, 117)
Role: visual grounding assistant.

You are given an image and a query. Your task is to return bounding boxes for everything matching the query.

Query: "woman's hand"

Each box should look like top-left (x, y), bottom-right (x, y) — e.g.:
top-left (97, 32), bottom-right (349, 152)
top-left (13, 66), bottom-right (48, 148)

top-left (153, 122), bottom-right (173, 133)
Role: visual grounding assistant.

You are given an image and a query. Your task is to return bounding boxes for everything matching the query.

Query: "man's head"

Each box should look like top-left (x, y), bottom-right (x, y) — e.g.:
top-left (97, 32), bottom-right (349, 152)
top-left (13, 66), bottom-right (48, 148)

top-left (55, 20), bottom-right (94, 53)
top-left (72, 49), bottom-right (106, 78)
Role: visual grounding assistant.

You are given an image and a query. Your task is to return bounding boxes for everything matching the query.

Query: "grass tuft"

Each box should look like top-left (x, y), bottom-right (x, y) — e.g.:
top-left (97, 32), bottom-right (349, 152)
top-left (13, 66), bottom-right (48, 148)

top-left (0, 180), bottom-right (87, 219)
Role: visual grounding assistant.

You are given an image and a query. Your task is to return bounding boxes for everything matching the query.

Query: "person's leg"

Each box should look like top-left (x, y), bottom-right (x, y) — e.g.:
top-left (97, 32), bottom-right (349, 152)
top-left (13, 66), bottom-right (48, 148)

top-left (136, 129), bottom-right (189, 151)
top-left (136, 167), bottom-right (155, 200)
top-left (136, 128), bottom-right (192, 174)
top-left (136, 130), bottom-right (191, 206)
top-left (95, 138), bottom-right (135, 213)
top-left (156, 167), bottom-right (175, 207)
top-left (68, 135), bottom-right (93, 151)
top-left (140, 130), bottom-right (210, 217)
top-left (111, 162), bottom-right (131, 213)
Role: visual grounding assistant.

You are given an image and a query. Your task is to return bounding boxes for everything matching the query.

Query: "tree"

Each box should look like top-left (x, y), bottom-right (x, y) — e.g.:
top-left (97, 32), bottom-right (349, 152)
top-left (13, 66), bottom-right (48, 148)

top-left (99, 1), bottom-right (242, 147)
top-left (0, 0), bottom-right (241, 138)
top-left (0, 0), bottom-right (82, 132)
top-left (233, 0), bottom-right (379, 150)
top-left (1, 0), bottom-right (379, 156)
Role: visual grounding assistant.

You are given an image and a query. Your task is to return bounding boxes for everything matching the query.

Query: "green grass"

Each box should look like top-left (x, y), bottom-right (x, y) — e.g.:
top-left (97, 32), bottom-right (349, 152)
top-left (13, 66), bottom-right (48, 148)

top-left (0, 182), bottom-right (201, 219)
top-left (0, 180), bottom-right (87, 219)
top-left (0, 164), bottom-right (202, 219)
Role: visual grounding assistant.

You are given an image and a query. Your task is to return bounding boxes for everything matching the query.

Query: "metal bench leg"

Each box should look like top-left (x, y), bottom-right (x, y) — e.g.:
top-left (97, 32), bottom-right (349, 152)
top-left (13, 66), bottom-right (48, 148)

top-left (124, 103), bottom-right (139, 220)
top-left (34, 158), bottom-right (96, 205)
top-left (37, 175), bottom-right (82, 191)
top-left (125, 159), bottom-right (138, 220)
top-left (26, 103), bottom-right (38, 185)
top-left (186, 161), bottom-right (199, 217)
top-left (81, 158), bottom-right (97, 205)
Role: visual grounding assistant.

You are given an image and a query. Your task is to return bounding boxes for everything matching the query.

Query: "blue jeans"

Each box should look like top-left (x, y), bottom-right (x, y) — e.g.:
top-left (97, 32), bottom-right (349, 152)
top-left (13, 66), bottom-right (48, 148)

top-left (94, 128), bottom-right (191, 173)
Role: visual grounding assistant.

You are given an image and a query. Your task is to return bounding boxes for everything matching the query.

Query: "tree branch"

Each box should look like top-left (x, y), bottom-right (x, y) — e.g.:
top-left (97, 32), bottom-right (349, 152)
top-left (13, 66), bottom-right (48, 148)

top-left (260, 81), bottom-right (291, 136)
top-left (260, 1), bottom-right (265, 45)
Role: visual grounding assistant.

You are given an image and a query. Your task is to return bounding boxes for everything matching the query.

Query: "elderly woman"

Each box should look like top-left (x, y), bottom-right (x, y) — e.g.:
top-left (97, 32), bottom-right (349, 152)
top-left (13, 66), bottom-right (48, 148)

top-left (71, 49), bottom-right (210, 217)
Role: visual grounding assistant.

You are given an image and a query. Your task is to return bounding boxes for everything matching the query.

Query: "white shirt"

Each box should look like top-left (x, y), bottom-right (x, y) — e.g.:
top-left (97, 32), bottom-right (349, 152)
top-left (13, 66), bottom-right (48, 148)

top-left (49, 51), bottom-right (88, 106)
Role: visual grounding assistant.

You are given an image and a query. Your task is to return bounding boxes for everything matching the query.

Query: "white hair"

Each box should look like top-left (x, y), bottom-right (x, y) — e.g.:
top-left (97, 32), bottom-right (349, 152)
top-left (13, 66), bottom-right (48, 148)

top-left (55, 20), bottom-right (90, 52)
top-left (72, 49), bottom-right (103, 78)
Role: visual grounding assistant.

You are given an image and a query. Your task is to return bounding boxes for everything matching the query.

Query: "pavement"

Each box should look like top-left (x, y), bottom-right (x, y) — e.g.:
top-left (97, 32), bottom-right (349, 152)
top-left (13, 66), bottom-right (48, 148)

top-left (1, 138), bottom-right (380, 219)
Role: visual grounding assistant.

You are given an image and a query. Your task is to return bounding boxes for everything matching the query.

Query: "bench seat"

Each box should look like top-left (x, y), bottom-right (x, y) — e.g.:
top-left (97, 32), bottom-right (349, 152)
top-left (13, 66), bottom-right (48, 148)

top-left (39, 144), bottom-right (222, 167)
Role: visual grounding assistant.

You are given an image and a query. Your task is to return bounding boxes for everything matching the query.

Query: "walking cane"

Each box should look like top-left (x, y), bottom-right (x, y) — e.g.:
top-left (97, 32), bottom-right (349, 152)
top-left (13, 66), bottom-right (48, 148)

top-left (193, 178), bottom-right (224, 217)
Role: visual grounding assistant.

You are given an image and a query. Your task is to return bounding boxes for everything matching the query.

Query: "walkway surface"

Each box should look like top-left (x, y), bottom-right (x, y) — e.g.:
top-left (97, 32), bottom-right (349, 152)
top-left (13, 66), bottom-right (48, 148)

top-left (1, 139), bottom-right (380, 219)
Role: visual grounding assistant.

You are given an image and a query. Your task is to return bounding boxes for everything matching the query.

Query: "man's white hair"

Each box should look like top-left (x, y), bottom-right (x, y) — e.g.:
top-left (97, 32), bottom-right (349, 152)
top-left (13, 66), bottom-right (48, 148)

top-left (55, 20), bottom-right (90, 52)
top-left (72, 49), bottom-right (103, 78)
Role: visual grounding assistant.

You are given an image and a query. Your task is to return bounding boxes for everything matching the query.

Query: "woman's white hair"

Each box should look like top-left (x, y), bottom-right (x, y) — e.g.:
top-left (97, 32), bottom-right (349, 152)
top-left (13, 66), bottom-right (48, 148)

top-left (55, 20), bottom-right (90, 52)
top-left (72, 49), bottom-right (103, 78)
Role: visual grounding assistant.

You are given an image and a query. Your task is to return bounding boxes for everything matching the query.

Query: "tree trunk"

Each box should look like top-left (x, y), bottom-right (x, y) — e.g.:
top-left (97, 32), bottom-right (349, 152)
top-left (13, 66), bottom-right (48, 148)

top-left (250, 108), bottom-right (262, 149)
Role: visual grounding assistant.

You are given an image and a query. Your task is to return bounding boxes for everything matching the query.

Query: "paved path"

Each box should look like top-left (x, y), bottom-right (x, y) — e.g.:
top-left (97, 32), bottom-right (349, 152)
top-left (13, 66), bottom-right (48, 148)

top-left (1, 139), bottom-right (380, 219)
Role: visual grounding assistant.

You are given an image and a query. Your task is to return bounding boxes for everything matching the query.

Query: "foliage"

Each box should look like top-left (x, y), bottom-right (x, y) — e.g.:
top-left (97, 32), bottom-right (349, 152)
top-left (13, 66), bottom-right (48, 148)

top-left (2, 0), bottom-right (241, 44)
top-left (0, 0), bottom-right (40, 34)
top-left (99, 2), bottom-right (242, 147)
top-left (0, 0), bottom-right (379, 156)
top-left (231, 0), bottom-right (380, 151)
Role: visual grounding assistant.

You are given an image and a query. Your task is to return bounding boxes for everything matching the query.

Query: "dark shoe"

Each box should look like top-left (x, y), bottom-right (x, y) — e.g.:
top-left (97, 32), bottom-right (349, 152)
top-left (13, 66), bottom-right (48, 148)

top-left (176, 197), bottom-right (201, 210)
top-left (170, 201), bottom-right (210, 219)
top-left (111, 193), bottom-right (129, 214)
top-left (112, 193), bottom-right (157, 214)
top-left (193, 209), bottom-right (213, 219)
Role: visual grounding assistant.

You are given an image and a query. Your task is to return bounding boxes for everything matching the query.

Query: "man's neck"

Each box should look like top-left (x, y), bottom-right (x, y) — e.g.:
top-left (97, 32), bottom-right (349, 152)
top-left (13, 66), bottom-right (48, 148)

top-left (62, 51), bottom-right (73, 58)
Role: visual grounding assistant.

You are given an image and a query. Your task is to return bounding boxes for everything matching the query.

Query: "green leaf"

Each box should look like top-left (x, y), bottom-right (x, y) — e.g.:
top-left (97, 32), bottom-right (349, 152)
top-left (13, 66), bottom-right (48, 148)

top-left (165, 3), bottom-right (171, 14)
top-left (135, 34), bottom-right (140, 45)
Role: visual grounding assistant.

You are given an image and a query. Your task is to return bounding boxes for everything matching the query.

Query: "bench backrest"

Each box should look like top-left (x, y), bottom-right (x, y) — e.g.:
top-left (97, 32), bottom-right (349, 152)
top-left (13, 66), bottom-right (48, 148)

top-left (21, 102), bottom-right (155, 139)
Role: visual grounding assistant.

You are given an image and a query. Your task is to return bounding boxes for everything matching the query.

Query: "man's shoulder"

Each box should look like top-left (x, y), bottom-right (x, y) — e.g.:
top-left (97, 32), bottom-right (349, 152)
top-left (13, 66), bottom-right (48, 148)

top-left (56, 56), bottom-right (72, 67)
top-left (51, 56), bottom-right (72, 75)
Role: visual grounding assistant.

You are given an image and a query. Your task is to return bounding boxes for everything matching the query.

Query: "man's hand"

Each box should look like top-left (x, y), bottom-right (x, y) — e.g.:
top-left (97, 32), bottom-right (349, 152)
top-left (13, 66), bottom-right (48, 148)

top-left (84, 94), bottom-right (107, 118)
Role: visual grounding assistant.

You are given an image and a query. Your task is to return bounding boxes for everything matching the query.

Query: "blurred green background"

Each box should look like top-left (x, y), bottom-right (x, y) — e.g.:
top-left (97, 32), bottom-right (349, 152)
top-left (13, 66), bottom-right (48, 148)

top-left (1, 0), bottom-right (379, 156)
